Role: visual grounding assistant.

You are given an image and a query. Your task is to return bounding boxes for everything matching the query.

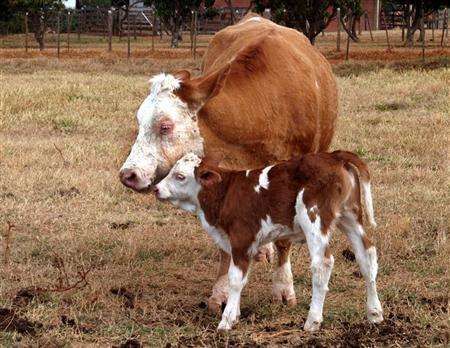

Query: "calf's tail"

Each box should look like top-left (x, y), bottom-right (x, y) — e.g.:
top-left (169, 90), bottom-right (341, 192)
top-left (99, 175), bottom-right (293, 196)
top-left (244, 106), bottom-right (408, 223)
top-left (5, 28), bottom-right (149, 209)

top-left (332, 151), bottom-right (377, 228)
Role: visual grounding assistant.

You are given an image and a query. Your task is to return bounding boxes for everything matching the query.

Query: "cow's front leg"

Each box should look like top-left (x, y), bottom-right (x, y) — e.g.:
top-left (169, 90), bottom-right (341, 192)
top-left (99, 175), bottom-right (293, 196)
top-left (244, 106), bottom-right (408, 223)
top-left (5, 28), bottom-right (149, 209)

top-left (272, 239), bottom-right (296, 306)
top-left (217, 253), bottom-right (250, 331)
top-left (207, 249), bottom-right (230, 315)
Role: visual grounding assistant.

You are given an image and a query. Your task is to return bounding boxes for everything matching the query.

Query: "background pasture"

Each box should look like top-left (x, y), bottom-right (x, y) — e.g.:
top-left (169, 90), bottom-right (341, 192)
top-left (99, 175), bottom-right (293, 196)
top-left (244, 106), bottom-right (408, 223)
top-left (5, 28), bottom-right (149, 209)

top-left (0, 31), bottom-right (449, 346)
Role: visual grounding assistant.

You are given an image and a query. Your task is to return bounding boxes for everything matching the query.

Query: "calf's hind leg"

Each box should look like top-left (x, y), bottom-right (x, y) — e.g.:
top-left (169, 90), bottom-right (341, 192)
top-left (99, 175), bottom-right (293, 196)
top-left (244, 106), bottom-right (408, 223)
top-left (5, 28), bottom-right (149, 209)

top-left (295, 191), bottom-right (334, 332)
top-left (339, 215), bottom-right (383, 323)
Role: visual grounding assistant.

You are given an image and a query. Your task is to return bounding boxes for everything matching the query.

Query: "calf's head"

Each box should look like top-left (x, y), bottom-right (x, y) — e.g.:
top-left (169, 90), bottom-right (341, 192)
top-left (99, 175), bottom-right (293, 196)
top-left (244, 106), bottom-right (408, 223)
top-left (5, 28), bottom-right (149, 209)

top-left (154, 153), bottom-right (223, 212)
top-left (119, 66), bottom-right (230, 192)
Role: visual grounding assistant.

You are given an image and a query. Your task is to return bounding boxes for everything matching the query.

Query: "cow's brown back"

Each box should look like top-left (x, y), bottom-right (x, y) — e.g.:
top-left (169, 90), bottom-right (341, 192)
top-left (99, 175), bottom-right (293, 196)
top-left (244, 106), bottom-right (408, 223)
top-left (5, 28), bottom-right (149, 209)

top-left (198, 13), bottom-right (338, 170)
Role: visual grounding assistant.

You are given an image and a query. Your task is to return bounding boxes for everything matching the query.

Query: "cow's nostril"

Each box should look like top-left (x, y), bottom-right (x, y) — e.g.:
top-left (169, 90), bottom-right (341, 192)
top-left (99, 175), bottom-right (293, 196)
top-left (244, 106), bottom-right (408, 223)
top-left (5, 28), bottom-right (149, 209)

top-left (120, 168), bottom-right (138, 187)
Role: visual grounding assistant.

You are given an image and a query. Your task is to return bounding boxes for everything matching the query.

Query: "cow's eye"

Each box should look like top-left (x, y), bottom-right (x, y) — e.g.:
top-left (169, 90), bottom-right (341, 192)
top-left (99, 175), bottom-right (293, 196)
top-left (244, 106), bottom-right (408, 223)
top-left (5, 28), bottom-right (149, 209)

top-left (176, 173), bottom-right (185, 181)
top-left (160, 122), bottom-right (173, 135)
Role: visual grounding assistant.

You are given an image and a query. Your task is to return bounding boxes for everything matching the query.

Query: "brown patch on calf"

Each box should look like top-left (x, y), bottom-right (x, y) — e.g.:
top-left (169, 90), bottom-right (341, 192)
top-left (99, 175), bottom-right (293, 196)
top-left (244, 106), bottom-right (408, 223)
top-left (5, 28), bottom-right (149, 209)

top-left (362, 235), bottom-right (374, 249)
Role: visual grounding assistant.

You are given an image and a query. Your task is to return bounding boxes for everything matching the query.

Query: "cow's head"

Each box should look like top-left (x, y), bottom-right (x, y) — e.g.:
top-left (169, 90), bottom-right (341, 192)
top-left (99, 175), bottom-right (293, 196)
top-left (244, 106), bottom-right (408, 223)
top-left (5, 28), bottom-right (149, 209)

top-left (119, 66), bottom-right (230, 192)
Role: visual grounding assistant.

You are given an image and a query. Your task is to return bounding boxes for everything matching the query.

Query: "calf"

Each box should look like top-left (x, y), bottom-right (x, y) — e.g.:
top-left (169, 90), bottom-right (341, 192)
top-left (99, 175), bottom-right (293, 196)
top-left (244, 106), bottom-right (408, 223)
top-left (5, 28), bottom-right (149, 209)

top-left (154, 151), bottom-right (383, 331)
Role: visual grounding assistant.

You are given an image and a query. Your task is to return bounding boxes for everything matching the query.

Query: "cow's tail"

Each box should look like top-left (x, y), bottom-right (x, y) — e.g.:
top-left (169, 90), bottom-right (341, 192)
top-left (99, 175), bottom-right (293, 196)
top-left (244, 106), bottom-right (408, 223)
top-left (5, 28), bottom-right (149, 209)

top-left (332, 151), bottom-right (377, 228)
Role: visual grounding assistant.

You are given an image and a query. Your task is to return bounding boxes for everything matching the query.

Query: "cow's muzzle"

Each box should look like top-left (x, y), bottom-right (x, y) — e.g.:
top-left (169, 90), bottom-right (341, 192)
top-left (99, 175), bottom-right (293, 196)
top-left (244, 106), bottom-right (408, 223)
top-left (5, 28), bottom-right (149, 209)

top-left (119, 168), bottom-right (152, 193)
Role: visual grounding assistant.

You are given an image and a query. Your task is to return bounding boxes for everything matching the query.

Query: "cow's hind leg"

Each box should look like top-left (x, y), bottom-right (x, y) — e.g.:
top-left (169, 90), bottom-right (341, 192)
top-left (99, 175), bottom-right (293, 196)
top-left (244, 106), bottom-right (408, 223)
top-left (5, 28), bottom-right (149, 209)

top-left (217, 253), bottom-right (249, 331)
top-left (208, 249), bottom-right (230, 315)
top-left (339, 215), bottom-right (383, 323)
top-left (272, 239), bottom-right (296, 306)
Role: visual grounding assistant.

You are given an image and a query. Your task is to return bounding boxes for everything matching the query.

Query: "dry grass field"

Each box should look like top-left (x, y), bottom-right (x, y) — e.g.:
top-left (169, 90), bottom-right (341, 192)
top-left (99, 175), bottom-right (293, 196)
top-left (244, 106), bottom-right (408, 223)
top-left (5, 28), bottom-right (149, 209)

top-left (0, 30), bottom-right (449, 346)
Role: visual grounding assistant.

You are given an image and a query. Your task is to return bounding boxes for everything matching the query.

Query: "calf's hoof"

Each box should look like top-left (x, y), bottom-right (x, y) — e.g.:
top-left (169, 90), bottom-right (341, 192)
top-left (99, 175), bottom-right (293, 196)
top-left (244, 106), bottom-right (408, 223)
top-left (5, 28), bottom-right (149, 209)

top-left (304, 316), bottom-right (322, 332)
top-left (367, 308), bottom-right (384, 323)
top-left (217, 320), bottom-right (233, 331)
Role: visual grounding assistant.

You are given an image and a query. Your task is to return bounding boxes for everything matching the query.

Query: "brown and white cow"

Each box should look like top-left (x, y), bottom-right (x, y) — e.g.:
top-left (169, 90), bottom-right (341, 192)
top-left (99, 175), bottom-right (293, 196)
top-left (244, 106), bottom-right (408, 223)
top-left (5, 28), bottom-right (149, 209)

top-left (119, 14), bottom-right (338, 313)
top-left (154, 151), bottom-right (383, 331)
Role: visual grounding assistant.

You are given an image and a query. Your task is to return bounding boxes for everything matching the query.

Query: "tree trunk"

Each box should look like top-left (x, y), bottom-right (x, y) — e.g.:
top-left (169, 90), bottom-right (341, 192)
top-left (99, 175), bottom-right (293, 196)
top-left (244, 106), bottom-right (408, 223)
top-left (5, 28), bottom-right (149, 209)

top-left (406, 6), bottom-right (422, 47)
top-left (170, 16), bottom-right (182, 48)
top-left (29, 12), bottom-right (45, 50)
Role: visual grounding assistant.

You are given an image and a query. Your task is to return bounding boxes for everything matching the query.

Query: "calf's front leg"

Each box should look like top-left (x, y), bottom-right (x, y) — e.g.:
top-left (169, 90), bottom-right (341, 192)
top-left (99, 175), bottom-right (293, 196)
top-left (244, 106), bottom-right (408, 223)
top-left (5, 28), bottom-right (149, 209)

top-left (217, 253), bottom-right (249, 331)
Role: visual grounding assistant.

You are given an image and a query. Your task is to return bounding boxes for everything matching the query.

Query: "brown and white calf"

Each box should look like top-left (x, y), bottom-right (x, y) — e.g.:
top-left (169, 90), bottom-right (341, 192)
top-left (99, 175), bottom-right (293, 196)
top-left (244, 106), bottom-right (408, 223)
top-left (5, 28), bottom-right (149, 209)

top-left (154, 151), bottom-right (383, 331)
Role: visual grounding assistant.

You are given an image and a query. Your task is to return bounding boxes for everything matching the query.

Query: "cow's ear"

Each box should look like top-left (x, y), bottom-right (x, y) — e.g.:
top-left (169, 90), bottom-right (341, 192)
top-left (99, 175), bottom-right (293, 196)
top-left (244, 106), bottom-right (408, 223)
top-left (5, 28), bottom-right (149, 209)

top-left (198, 169), bottom-right (222, 187)
top-left (176, 63), bottom-right (231, 108)
top-left (173, 70), bottom-right (191, 82)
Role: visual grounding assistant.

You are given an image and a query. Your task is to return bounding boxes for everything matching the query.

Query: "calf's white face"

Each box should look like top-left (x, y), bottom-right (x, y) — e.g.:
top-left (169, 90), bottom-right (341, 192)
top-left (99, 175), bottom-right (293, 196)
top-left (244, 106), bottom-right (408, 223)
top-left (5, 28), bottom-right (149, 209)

top-left (154, 153), bottom-right (202, 213)
top-left (119, 73), bottom-right (204, 192)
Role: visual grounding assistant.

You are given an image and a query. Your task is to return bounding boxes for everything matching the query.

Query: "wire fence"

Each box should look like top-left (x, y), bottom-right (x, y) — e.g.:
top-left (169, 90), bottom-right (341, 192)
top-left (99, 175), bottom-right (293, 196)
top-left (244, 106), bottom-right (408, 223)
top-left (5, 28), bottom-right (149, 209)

top-left (0, 6), bottom-right (448, 61)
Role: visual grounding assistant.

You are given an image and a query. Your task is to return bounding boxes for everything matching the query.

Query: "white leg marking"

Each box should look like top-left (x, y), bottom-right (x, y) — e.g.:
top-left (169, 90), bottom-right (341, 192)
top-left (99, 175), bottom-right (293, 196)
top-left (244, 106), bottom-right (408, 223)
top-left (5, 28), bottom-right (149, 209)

top-left (295, 190), bottom-right (333, 332)
top-left (246, 170), bottom-right (251, 177)
top-left (341, 216), bottom-right (383, 323)
top-left (272, 255), bottom-right (296, 305)
top-left (362, 182), bottom-right (377, 227)
top-left (217, 259), bottom-right (248, 331)
top-left (254, 165), bottom-right (274, 193)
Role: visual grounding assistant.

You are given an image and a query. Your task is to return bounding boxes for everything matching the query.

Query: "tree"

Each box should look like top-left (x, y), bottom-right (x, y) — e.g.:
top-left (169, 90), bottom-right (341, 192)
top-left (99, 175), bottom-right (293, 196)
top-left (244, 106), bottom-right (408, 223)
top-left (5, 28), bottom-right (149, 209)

top-left (11, 0), bottom-right (64, 50)
top-left (252, 0), bottom-right (364, 44)
top-left (145, 0), bottom-right (215, 48)
top-left (382, 0), bottom-right (449, 46)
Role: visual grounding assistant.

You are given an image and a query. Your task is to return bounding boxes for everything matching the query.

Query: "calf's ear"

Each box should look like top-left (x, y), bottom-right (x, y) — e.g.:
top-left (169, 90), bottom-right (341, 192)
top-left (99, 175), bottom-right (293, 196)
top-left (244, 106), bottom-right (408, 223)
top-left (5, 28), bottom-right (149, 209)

top-left (198, 169), bottom-right (222, 187)
top-left (175, 63), bottom-right (231, 108)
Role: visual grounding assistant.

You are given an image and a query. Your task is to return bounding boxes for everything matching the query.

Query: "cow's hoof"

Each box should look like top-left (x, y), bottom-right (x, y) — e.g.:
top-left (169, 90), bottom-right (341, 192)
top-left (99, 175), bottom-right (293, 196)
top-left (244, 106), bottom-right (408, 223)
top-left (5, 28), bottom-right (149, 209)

top-left (304, 316), bottom-right (322, 332)
top-left (207, 298), bottom-right (225, 316)
top-left (367, 308), bottom-right (384, 323)
top-left (273, 291), bottom-right (297, 307)
top-left (254, 243), bottom-right (275, 263)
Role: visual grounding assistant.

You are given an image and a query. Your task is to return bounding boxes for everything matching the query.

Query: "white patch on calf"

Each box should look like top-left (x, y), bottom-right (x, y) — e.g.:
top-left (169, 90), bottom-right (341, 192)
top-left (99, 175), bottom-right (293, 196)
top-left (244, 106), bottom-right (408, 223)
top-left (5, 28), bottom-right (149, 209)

top-left (245, 170), bottom-right (251, 177)
top-left (254, 165), bottom-right (273, 193)
top-left (198, 210), bottom-right (231, 254)
top-left (249, 215), bottom-right (294, 257)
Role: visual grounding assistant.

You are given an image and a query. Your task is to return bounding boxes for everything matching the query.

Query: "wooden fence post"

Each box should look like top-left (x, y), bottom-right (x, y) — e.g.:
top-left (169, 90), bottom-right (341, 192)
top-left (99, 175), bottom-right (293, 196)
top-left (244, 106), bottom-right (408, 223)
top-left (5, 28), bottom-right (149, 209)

top-left (152, 12), bottom-right (155, 52)
top-left (77, 10), bottom-right (81, 42)
top-left (442, 8), bottom-right (448, 47)
top-left (108, 9), bottom-right (112, 52)
top-left (421, 11), bottom-right (426, 62)
top-left (336, 8), bottom-right (341, 52)
top-left (67, 11), bottom-right (72, 51)
top-left (365, 12), bottom-right (374, 41)
top-left (345, 16), bottom-right (352, 60)
top-left (133, 12), bottom-right (137, 40)
top-left (190, 10), bottom-right (194, 53)
top-left (193, 10), bottom-right (198, 60)
top-left (127, 13), bottom-right (131, 59)
top-left (57, 11), bottom-right (61, 58)
top-left (382, 10), bottom-right (391, 50)
top-left (24, 12), bottom-right (29, 52)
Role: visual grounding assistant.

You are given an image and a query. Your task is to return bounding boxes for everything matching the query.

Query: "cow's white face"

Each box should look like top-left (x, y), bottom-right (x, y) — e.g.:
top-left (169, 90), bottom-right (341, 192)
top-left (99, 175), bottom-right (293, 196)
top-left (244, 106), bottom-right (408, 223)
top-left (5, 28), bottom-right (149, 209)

top-left (154, 153), bottom-right (202, 213)
top-left (119, 73), bottom-right (204, 191)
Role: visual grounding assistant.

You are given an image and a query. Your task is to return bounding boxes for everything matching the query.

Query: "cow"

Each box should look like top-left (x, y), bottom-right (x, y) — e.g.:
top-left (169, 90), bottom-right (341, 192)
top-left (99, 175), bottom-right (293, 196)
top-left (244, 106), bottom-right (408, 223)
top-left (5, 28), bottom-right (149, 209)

top-left (119, 13), bottom-right (338, 314)
top-left (153, 151), bottom-right (383, 331)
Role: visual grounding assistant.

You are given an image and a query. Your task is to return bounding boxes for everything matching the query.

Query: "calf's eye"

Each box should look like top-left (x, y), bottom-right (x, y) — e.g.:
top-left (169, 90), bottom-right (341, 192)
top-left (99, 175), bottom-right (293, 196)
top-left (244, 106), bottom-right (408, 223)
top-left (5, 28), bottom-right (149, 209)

top-left (176, 174), bottom-right (185, 181)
